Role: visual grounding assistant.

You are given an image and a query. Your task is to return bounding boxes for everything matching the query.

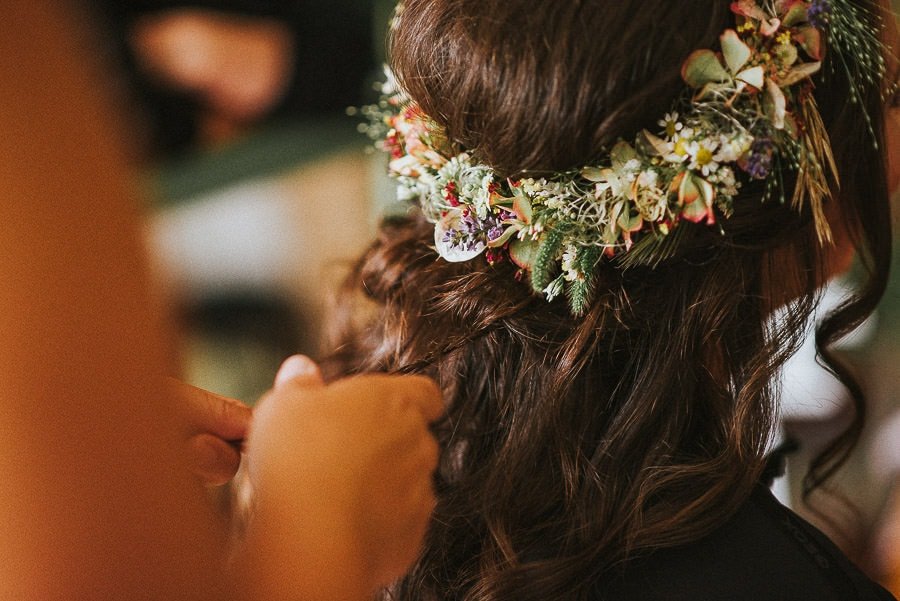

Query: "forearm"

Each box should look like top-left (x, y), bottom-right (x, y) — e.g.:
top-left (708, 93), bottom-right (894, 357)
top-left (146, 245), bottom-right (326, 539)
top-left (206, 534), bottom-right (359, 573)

top-left (0, 2), bottom-right (226, 598)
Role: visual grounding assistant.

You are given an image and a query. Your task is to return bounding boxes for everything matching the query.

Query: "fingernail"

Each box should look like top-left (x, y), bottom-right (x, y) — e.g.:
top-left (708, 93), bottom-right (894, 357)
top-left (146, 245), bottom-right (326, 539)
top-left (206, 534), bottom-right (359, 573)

top-left (190, 435), bottom-right (239, 487)
top-left (275, 354), bottom-right (319, 387)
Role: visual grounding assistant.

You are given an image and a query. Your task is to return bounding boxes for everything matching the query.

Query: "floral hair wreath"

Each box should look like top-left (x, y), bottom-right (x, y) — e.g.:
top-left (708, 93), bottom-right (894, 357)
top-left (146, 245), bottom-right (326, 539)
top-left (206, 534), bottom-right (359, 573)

top-left (360, 0), bottom-right (888, 315)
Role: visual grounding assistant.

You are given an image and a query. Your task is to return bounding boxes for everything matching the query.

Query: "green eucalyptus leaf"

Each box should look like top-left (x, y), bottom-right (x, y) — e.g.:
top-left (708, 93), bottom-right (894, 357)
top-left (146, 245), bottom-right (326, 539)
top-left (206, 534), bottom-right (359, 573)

top-left (680, 175), bottom-right (715, 223)
top-left (682, 49), bottom-right (730, 88)
top-left (697, 176), bottom-right (715, 207)
top-left (581, 166), bottom-right (605, 182)
top-left (638, 130), bottom-right (670, 156)
top-left (603, 222), bottom-right (619, 245)
top-left (736, 65), bottom-right (765, 89)
top-left (489, 188), bottom-right (515, 208)
top-left (764, 78), bottom-right (787, 129)
top-left (617, 211), bottom-right (644, 232)
top-left (610, 142), bottom-right (638, 170)
top-left (610, 199), bottom-right (626, 225)
top-left (720, 29), bottom-right (751, 74)
top-left (509, 238), bottom-right (539, 270)
top-left (759, 17), bottom-right (782, 37)
top-left (512, 193), bottom-right (533, 224)
top-left (488, 225), bottom-right (521, 248)
top-left (681, 196), bottom-right (709, 223)
top-left (732, 0), bottom-right (769, 22)
top-left (678, 171), bottom-right (701, 206)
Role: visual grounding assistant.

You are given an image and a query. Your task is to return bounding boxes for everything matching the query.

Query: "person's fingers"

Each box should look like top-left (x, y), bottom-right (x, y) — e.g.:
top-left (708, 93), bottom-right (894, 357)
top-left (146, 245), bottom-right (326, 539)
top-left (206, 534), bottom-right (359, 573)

top-left (169, 378), bottom-right (251, 441)
top-left (250, 356), bottom-right (325, 436)
top-left (328, 374), bottom-right (444, 423)
top-left (376, 374), bottom-right (445, 423)
top-left (188, 433), bottom-right (243, 486)
top-left (274, 355), bottom-right (324, 389)
top-left (418, 431), bottom-right (441, 474)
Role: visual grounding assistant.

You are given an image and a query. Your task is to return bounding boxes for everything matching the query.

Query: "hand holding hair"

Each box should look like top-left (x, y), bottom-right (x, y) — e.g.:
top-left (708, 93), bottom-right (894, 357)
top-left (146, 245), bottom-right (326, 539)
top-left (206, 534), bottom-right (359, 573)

top-left (231, 355), bottom-right (444, 601)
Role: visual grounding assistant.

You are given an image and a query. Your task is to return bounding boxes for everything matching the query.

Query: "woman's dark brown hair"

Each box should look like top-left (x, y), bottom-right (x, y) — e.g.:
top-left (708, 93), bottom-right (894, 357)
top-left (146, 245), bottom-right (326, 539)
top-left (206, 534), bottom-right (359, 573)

top-left (326, 1), bottom-right (893, 599)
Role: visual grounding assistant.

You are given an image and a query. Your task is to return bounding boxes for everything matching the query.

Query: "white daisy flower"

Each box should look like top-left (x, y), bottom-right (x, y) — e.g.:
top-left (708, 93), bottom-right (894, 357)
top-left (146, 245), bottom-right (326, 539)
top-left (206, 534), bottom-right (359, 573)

top-left (687, 138), bottom-right (721, 176)
top-left (664, 126), bottom-right (695, 163)
top-left (658, 112), bottom-right (684, 138)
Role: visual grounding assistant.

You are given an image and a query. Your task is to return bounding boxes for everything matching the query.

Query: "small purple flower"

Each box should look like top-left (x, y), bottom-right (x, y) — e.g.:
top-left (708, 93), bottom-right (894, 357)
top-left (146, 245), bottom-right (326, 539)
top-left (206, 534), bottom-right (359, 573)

top-left (807, 0), bottom-right (831, 30)
top-left (442, 211), bottom-right (505, 253)
top-left (460, 211), bottom-right (479, 235)
top-left (744, 138), bottom-right (775, 180)
top-left (451, 230), bottom-right (479, 251)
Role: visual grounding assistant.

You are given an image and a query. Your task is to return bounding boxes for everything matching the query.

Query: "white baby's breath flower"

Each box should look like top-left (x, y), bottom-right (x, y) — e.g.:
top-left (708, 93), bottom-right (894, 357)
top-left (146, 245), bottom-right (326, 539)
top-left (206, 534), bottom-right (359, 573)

top-left (389, 154), bottom-right (425, 177)
top-left (719, 166), bottom-right (736, 186)
top-left (467, 171), bottom-right (495, 219)
top-left (561, 246), bottom-right (579, 281)
top-left (437, 155), bottom-right (466, 182)
top-left (717, 166), bottom-right (739, 196)
top-left (397, 180), bottom-right (424, 203)
top-left (715, 132), bottom-right (753, 163)
top-left (637, 169), bottom-right (659, 189)
top-left (623, 159), bottom-right (642, 173)
top-left (520, 178), bottom-right (540, 195)
top-left (545, 196), bottom-right (567, 210)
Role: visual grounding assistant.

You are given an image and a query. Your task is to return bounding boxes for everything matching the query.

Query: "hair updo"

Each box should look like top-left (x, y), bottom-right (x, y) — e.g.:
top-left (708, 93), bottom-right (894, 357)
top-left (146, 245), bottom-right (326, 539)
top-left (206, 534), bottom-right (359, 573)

top-left (327, 1), bottom-right (892, 599)
top-left (391, 0), bottom-right (731, 176)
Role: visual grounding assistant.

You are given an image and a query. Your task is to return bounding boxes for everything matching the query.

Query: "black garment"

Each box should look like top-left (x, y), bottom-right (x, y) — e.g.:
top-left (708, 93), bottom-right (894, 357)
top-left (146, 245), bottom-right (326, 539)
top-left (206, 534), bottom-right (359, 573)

top-left (602, 486), bottom-right (895, 600)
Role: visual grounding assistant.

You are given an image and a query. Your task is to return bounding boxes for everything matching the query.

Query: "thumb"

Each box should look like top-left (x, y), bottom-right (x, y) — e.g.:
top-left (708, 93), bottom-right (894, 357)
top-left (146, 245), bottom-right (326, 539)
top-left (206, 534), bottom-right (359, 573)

top-left (274, 354), bottom-right (324, 389)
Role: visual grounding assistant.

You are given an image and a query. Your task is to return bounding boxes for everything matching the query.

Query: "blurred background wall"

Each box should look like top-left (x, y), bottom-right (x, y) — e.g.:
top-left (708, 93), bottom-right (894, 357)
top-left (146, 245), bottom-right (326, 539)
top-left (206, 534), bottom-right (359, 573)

top-left (80, 0), bottom-right (396, 401)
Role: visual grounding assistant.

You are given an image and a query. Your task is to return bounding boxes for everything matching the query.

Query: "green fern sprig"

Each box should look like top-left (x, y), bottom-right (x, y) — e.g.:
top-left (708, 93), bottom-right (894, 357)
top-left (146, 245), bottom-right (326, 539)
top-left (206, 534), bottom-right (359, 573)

top-left (531, 229), bottom-right (564, 294)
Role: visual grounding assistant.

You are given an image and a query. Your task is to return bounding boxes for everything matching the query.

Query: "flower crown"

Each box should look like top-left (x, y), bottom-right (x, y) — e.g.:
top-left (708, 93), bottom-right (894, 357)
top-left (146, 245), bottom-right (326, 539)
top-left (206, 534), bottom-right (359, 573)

top-left (361, 0), bottom-right (887, 315)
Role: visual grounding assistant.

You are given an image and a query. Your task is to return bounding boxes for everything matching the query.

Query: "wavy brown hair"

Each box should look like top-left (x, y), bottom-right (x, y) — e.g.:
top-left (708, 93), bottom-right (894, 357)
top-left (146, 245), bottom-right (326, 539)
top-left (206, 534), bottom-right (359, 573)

top-left (325, 1), bottom-right (893, 599)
